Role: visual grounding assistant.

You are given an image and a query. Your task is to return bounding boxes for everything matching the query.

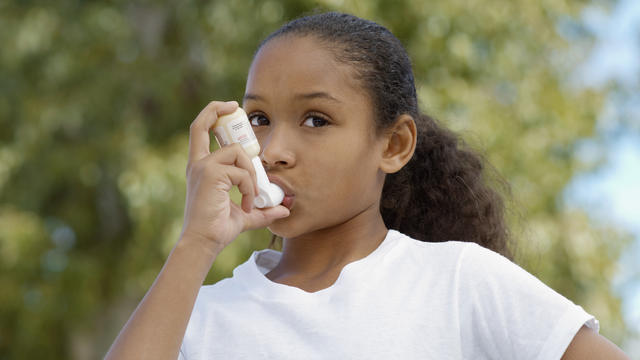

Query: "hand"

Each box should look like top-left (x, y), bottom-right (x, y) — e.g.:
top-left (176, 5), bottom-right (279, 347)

top-left (180, 101), bottom-right (290, 251)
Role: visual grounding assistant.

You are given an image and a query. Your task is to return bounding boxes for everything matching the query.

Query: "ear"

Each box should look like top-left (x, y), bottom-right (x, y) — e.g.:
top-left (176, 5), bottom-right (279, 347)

top-left (379, 114), bottom-right (417, 174)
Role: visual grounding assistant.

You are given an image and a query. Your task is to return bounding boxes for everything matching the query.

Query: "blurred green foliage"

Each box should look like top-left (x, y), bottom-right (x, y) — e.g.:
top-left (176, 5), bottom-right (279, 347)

top-left (0, 0), bottom-right (631, 358)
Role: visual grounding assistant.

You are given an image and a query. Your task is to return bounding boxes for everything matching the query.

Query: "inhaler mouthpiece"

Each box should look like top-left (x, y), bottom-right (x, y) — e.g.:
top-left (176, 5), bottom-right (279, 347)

top-left (251, 157), bottom-right (284, 208)
top-left (254, 183), bottom-right (285, 208)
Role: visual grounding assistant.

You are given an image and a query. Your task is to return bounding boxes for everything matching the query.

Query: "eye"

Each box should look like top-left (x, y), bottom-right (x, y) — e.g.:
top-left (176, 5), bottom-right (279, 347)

top-left (248, 113), bottom-right (269, 127)
top-left (302, 114), bottom-right (330, 128)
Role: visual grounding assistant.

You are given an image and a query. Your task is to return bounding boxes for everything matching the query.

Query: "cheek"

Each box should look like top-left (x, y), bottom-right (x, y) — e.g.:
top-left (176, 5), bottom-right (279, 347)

top-left (267, 140), bottom-right (379, 237)
top-left (304, 140), bottom-right (378, 203)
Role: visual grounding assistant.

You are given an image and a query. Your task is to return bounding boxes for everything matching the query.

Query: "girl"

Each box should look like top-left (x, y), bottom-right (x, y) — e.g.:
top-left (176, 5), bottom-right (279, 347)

top-left (106, 12), bottom-right (629, 359)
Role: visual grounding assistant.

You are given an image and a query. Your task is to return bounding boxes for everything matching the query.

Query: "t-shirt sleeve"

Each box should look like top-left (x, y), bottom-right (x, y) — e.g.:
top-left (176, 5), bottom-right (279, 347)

top-left (457, 243), bottom-right (599, 360)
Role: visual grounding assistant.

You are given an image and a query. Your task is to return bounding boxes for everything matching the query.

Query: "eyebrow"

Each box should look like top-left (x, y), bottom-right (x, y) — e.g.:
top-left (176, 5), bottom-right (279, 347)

top-left (243, 91), bottom-right (342, 103)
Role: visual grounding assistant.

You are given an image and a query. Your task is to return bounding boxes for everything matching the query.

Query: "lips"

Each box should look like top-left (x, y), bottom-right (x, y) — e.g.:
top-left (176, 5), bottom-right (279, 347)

top-left (280, 195), bottom-right (295, 210)
top-left (267, 174), bottom-right (295, 209)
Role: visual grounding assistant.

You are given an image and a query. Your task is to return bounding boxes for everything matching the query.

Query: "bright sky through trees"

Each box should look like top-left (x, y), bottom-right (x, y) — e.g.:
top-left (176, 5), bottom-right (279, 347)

top-left (565, 0), bottom-right (640, 355)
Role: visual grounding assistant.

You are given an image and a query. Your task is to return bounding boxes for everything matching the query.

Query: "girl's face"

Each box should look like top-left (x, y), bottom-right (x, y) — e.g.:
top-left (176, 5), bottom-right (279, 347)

top-left (243, 35), bottom-right (388, 239)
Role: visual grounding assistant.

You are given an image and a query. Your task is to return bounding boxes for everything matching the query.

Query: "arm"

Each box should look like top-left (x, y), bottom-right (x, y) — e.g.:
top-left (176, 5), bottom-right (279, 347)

top-left (104, 101), bottom-right (290, 359)
top-left (104, 235), bottom-right (222, 360)
top-left (561, 325), bottom-right (630, 360)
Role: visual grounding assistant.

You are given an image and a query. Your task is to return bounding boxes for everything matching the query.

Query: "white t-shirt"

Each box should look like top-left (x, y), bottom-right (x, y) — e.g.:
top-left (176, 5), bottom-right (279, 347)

top-left (179, 229), bottom-right (598, 359)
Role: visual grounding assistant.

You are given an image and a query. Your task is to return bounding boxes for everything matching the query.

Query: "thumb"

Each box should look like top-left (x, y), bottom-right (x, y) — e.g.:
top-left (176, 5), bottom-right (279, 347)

top-left (244, 205), bottom-right (290, 230)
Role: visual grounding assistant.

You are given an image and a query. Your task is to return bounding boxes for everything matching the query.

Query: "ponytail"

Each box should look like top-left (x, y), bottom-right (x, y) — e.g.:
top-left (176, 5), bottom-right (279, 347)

top-left (381, 114), bottom-right (513, 259)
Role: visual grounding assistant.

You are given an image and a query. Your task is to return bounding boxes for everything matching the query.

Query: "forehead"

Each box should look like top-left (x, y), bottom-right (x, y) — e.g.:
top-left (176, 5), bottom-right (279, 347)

top-left (246, 35), bottom-right (363, 98)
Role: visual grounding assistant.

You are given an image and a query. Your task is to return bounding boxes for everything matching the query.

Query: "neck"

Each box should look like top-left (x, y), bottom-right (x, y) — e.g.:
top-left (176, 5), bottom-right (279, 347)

top-left (267, 201), bottom-right (389, 283)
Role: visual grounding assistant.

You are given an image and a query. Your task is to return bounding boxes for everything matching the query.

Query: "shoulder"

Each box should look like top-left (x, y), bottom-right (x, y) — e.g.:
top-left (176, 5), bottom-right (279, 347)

top-left (392, 231), bottom-right (482, 268)
top-left (389, 231), bottom-right (482, 282)
top-left (191, 279), bottom-right (236, 312)
top-left (394, 230), bottom-right (472, 258)
top-left (185, 274), bottom-right (250, 336)
top-left (451, 240), bottom-right (547, 297)
top-left (191, 256), bottom-right (256, 312)
top-left (393, 232), bottom-right (570, 309)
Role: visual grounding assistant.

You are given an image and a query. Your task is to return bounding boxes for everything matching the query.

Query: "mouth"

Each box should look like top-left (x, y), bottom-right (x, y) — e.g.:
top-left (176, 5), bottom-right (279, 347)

top-left (267, 174), bottom-right (295, 210)
top-left (281, 194), bottom-right (295, 210)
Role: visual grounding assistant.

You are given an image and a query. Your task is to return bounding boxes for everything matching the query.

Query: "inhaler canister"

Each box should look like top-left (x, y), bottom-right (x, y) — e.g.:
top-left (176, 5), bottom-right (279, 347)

top-left (213, 107), bottom-right (284, 208)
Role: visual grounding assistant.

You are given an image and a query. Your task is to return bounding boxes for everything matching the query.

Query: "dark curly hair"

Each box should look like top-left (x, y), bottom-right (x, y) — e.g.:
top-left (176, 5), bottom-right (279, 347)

top-left (260, 11), bottom-right (514, 259)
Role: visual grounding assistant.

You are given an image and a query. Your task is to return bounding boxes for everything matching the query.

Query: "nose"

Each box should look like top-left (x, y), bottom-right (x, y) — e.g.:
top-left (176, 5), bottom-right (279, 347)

top-left (259, 125), bottom-right (296, 169)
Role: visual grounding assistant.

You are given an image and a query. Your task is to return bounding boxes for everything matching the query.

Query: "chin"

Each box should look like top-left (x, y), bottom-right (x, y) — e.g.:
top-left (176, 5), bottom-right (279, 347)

top-left (266, 212), bottom-right (313, 239)
top-left (267, 227), bottom-right (304, 240)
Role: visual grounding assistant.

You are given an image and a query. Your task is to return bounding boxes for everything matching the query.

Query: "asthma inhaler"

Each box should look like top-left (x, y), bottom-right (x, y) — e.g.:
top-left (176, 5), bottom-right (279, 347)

top-left (213, 107), bottom-right (284, 208)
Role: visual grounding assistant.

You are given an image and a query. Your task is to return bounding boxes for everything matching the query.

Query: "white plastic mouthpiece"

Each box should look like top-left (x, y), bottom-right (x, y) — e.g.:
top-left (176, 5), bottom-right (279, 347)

top-left (251, 156), bottom-right (284, 208)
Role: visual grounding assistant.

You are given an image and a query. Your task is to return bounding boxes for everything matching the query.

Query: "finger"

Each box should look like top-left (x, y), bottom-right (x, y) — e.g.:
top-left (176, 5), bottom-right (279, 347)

top-left (211, 143), bottom-right (259, 196)
top-left (223, 166), bottom-right (256, 213)
top-left (244, 205), bottom-right (290, 230)
top-left (187, 101), bottom-right (239, 165)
